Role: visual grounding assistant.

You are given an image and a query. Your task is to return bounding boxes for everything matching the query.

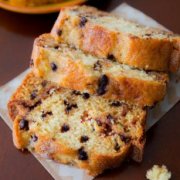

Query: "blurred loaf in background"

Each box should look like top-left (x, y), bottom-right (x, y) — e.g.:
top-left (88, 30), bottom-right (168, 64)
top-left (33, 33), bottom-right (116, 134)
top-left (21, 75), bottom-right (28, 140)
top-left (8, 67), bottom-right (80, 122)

top-left (6, 0), bottom-right (63, 6)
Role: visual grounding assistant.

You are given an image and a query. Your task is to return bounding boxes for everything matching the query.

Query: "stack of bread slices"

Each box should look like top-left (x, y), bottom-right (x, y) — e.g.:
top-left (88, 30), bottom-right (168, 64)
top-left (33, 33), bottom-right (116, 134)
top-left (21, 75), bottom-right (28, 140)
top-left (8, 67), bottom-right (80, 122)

top-left (8, 6), bottom-right (180, 176)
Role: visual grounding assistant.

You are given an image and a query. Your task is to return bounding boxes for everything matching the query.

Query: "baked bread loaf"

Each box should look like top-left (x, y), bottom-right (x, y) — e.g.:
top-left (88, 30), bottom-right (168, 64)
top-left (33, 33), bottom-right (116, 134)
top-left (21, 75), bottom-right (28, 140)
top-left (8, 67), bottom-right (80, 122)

top-left (31, 34), bottom-right (168, 107)
top-left (9, 0), bottom-right (63, 7)
top-left (8, 72), bottom-right (146, 176)
top-left (51, 5), bottom-right (180, 72)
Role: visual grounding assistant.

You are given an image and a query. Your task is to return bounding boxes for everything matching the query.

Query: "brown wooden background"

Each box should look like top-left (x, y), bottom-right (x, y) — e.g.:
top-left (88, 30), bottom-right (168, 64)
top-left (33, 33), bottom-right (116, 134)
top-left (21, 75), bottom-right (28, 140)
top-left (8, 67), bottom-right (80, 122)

top-left (0, 0), bottom-right (180, 179)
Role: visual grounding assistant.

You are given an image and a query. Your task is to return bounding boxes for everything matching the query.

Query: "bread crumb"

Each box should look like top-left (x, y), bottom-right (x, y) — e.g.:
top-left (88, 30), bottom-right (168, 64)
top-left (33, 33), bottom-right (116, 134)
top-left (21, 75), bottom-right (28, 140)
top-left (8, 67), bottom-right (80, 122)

top-left (146, 165), bottom-right (171, 180)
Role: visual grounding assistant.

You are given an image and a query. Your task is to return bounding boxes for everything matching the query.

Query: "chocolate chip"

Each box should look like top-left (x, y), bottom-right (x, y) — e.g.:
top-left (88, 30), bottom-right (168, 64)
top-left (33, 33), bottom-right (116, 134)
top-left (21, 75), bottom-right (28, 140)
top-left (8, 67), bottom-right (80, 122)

top-left (29, 100), bottom-right (42, 110)
top-left (41, 111), bottom-right (53, 118)
top-left (61, 124), bottom-right (70, 133)
top-left (107, 114), bottom-right (113, 120)
top-left (64, 100), bottom-right (68, 105)
top-left (41, 80), bottom-right (48, 87)
top-left (144, 33), bottom-right (151, 36)
top-left (132, 119), bottom-right (137, 125)
top-left (80, 136), bottom-right (89, 143)
top-left (121, 106), bottom-right (128, 117)
top-left (30, 90), bottom-right (37, 100)
top-left (66, 104), bottom-right (78, 113)
top-left (31, 135), bottom-right (38, 142)
top-left (51, 62), bottom-right (58, 71)
top-left (93, 61), bottom-right (102, 71)
top-left (102, 123), bottom-right (112, 136)
top-left (96, 120), bottom-right (102, 126)
top-left (114, 142), bottom-right (120, 151)
top-left (54, 45), bottom-right (59, 49)
top-left (79, 17), bottom-right (88, 27)
top-left (57, 29), bottom-right (62, 36)
top-left (19, 119), bottom-right (29, 131)
top-left (107, 54), bottom-right (116, 62)
top-left (78, 147), bottom-right (88, 160)
top-left (21, 102), bottom-right (31, 109)
top-left (120, 135), bottom-right (131, 144)
top-left (110, 101), bottom-right (122, 107)
top-left (106, 114), bottom-right (115, 124)
top-left (72, 90), bottom-right (81, 96)
top-left (30, 59), bottom-right (34, 67)
top-left (64, 100), bottom-right (78, 113)
top-left (82, 93), bottom-right (90, 99)
top-left (97, 75), bottom-right (109, 95)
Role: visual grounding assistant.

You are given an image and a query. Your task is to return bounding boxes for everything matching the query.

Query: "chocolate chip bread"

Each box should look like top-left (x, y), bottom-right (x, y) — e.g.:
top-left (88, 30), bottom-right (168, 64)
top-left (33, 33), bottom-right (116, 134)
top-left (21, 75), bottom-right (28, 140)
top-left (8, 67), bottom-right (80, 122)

top-left (31, 34), bottom-right (168, 107)
top-left (8, 72), bottom-right (146, 176)
top-left (51, 5), bottom-right (180, 72)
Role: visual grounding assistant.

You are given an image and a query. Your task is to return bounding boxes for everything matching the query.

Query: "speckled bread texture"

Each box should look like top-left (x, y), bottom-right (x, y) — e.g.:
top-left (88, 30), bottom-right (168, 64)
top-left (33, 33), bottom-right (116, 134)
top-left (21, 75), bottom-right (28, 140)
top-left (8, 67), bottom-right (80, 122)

top-left (51, 5), bottom-right (180, 72)
top-left (9, 0), bottom-right (63, 7)
top-left (8, 72), bottom-right (146, 176)
top-left (32, 34), bottom-right (169, 107)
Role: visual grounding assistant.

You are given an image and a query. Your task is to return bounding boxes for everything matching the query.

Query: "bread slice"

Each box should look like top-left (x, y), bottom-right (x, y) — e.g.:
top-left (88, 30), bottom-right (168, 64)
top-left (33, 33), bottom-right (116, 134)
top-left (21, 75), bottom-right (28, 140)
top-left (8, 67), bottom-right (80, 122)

top-left (8, 72), bottom-right (146, 176)
top-left (31, 34), bottom-right (168, 107)
top-left (51, 5), bottom-right (180, 72)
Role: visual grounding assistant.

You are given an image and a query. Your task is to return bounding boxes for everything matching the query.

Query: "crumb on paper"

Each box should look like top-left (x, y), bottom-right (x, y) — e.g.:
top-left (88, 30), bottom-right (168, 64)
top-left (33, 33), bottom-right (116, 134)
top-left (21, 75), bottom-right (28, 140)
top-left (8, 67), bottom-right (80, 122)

top-left (146, 165), bottom-right (171, 180)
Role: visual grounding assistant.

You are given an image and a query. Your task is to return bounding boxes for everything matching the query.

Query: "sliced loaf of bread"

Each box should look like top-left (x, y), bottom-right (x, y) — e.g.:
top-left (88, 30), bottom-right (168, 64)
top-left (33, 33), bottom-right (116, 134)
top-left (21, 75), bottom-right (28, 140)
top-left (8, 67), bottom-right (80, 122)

top-left (51, 5), bottom-right (180, 72)
top-left (8, 72), bottom-right (146, 176)
top-left (31, 34), bottom-right (168, 107)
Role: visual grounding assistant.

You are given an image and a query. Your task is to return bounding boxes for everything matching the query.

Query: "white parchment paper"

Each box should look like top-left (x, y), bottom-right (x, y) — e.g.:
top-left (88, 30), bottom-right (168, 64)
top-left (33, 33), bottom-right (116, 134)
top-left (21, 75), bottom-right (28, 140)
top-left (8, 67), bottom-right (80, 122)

top-left (0, 3), bottom-right (179, 180)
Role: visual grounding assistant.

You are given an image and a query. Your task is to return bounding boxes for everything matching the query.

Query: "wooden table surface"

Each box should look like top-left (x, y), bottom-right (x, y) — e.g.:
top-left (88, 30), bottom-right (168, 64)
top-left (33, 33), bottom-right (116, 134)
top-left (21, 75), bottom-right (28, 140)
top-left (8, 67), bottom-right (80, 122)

top-left (0, 0), bottom-right (180, 179)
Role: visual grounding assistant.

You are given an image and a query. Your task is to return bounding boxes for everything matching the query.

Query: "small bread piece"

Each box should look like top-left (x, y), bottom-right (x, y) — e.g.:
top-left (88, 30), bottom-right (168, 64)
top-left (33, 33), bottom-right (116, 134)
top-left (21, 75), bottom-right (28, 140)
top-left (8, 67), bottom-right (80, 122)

top-left (8, 72), bottom-right (146, 176)
top-left (32, 34), bottom-right (168, 107)
top-left (146, 165), bottom-right (171, 180)
top-left (51, 5), bottom-right (180, 72)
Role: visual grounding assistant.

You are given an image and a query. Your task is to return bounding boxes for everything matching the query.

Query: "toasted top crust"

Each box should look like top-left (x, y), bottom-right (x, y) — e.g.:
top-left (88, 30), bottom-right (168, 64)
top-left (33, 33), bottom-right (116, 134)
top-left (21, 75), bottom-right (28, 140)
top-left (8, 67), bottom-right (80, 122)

top-left (8, 72), bottom-right (146, 176)
top-left (32, 34), bottom-right (168, 107)
top-left (51, 5), bottom-right (180, 72)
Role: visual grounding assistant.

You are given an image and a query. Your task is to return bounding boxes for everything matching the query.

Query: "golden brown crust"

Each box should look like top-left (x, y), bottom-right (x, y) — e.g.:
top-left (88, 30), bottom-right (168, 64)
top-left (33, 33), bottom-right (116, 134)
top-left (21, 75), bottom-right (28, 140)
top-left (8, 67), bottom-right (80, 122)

top-left (32, 34), bottom-right (168, 107)
top-left (82, 24), bottom-right (117, 57)
top-left (51, 5), bottom-right (180, 72)
top-left (9, 72), bottom-right (146, 176)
